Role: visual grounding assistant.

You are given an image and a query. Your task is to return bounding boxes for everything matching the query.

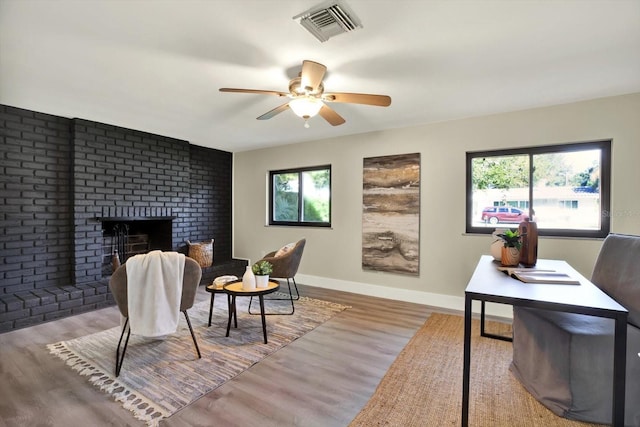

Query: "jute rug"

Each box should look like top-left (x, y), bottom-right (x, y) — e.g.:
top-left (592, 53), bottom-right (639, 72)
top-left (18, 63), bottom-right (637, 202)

top-left (47, 293), bottom-right (348, 426)
top-left (350, 313), bottom-right (605, 427)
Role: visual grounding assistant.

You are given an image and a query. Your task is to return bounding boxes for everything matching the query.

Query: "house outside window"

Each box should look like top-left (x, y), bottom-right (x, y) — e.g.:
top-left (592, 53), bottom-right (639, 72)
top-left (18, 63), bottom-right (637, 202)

top-left (269, 165), bottom-right (331, 227)
top-left (466, 140), bottom-right (611, 238)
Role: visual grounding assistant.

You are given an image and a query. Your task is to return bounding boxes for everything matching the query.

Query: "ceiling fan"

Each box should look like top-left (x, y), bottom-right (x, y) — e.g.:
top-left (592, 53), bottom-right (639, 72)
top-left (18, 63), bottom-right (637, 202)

top-left (220, 60), bottom-right (391, 128)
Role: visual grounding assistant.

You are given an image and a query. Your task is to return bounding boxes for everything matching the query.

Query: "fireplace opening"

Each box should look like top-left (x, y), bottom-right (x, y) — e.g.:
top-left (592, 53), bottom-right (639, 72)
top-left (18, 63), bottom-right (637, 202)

top-left (99, 217), bottom-right (174, 276)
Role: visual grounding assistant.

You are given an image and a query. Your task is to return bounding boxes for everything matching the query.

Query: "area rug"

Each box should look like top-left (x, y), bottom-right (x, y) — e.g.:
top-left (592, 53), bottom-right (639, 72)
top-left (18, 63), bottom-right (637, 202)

top-left (349, 313), bottom-right (605, 427)
top-left (47, 293), bottom-right (348, 426)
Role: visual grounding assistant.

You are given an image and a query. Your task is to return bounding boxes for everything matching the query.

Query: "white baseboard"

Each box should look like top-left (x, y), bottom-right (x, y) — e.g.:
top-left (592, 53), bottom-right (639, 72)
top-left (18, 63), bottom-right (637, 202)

top-left (296, 273), bottom-right (514, 320)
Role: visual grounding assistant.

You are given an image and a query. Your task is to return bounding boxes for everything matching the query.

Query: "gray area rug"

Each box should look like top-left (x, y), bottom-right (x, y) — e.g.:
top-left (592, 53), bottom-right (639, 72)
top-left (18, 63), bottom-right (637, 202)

top-left (47, 293), bottom-right (349, 426)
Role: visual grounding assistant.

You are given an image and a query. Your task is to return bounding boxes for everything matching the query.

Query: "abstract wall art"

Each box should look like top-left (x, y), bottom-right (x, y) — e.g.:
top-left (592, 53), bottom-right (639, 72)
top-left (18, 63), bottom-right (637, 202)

top-left (362, 153), bottom-right (420, 275)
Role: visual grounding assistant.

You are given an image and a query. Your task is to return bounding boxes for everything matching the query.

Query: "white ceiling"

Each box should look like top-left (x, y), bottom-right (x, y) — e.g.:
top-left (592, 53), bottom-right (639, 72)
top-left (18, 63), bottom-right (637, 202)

top-left (1, 0), bottom-right (639, 153)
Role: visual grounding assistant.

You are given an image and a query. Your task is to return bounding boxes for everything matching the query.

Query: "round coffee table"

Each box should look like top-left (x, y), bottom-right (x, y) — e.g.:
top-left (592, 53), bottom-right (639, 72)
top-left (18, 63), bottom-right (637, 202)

top-left (224, 280), bottom-right (280, 344)
top-left (205, 282), bottom-right (235, 328)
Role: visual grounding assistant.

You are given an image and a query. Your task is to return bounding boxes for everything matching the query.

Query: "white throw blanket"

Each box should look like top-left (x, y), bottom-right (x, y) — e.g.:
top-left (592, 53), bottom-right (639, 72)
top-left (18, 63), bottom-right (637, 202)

top-left (125, 250), bottom-right (185, 337)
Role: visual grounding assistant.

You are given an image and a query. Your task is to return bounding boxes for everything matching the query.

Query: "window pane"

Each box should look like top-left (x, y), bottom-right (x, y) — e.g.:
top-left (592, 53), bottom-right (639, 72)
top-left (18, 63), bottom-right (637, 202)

top-left (471, 154), bottom-right (529, 228)
top-left (532, 149), bottom-right (601, 230)
top-left (273, 173), bottom-right (299, 221)
top-left (269, 165), bottom-right (332, 227)
top-left (466, 140), bottom-right (610, 238)
top-left (301, 169), bottom-right (330, 222)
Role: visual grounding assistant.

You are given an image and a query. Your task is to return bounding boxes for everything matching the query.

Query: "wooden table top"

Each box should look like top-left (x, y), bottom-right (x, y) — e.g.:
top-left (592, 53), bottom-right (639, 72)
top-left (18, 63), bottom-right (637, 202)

top-left (224, 280), bottom-right (280, 296)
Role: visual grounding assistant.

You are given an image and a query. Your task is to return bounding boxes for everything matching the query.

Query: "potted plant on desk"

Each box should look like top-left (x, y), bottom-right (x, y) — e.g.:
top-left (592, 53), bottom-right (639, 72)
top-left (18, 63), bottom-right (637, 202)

top-left (252, 260), bottom-right (273, 288)
top-left (495, 229), bottom-right (521, 266)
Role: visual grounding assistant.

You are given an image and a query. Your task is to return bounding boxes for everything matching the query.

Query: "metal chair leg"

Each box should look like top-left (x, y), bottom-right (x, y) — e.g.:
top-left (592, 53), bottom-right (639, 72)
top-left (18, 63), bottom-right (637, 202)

top-left (183, 310), bottom-right (201, 359)
top-left (115, 311), bottom-right (201, 377)
top-left (249, 277), bottom-right (297, 315)
top-left (115, 317), bottom-right (131, 377)
top-left (261, 277), bottom-right (300, 301)
top-left (289, 277), bottom-right (300, 301)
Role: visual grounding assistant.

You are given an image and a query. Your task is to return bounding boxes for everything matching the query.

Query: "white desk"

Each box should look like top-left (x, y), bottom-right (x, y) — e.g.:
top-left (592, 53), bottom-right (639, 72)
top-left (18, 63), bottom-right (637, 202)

top-left (461, 255), bottom-right (628, 426)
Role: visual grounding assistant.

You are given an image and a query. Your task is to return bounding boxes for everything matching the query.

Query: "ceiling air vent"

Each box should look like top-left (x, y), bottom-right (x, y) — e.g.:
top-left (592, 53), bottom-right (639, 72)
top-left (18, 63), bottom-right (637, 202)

top-left (293, 1), bottom-right (363, 43)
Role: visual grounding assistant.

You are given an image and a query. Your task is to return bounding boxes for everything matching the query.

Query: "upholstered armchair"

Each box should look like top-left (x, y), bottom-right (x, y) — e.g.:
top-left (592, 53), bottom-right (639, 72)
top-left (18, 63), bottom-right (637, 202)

top-left (254, 238), bottom-right (306, 314)
top-left (109, 255), bottom-right (202, 376)
top-left (510, 233), bottom-right (640, 425)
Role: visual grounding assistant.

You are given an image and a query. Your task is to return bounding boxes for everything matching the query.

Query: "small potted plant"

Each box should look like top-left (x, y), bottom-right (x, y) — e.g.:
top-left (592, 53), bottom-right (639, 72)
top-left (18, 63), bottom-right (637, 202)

top-left (495, 229), bottom-right (521, 266)
top-left (252, 260), bottom-right (273, 288)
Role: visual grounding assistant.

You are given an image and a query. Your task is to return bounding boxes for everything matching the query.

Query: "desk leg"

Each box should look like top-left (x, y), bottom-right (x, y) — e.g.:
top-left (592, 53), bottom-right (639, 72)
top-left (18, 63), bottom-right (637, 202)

top-left (462, 294), bottom-right (472, 427)
top-left (480, 300), bottom-right (486, 336)
top-left (259, 295), bottom-right (268, 344)
top-left (480, 300), bottom-right (512, 342)
top-left (226, 295), bottom-right (236, 337)
top-left (612, 315), bottom-right (627, 426)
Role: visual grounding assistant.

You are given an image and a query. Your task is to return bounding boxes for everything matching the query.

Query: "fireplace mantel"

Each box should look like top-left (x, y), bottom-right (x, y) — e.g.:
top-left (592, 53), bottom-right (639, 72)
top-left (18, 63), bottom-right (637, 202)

top-left (96, 216), bottom-right (176, 222)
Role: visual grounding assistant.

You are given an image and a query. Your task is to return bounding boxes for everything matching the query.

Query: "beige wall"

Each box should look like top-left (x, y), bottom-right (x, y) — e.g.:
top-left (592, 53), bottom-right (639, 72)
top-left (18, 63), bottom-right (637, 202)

top-left (233, 93), bottom-right (640, 316)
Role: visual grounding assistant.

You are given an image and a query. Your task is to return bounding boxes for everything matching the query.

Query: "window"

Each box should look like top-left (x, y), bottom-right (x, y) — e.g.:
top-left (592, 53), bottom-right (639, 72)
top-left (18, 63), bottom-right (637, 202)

top-left (269, 165), bottom-right (331, 227)
top-left (466, 140), bottom-right (611, 238)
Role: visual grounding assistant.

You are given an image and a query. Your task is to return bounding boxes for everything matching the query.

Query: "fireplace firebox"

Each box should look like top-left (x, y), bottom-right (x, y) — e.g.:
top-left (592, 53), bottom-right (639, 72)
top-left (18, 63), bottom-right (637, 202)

top-left (99, 216), bottom-right (174, 276)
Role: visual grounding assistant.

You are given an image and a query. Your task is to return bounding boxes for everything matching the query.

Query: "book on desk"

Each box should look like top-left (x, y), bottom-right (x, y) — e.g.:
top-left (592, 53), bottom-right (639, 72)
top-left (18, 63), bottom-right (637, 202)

top-left (496, 266), bottom-right (581, 285)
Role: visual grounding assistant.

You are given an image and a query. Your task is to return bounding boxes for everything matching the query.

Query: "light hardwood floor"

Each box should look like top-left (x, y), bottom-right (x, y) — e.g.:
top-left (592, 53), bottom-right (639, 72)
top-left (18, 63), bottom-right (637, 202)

top-left (0, 284), bottom-right (436, 427)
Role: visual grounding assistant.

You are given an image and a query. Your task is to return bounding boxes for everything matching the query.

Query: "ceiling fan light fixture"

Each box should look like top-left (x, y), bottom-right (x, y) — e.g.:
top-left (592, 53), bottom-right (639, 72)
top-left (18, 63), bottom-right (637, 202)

top-left (289, 96), bottom-right (323, 119)
top-left (220, 59), bottom-right (389, 127)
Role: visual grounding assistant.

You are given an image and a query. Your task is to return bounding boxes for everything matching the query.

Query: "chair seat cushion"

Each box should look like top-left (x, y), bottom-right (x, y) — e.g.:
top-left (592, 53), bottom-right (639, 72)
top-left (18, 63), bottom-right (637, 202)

top-left (511, 307), bottom-right (640, 426)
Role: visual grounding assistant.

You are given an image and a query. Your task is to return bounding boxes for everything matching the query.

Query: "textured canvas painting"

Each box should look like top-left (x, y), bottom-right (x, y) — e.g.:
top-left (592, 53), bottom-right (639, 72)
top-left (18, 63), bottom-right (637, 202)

top-left (362, 153), bottom-right (420, 275)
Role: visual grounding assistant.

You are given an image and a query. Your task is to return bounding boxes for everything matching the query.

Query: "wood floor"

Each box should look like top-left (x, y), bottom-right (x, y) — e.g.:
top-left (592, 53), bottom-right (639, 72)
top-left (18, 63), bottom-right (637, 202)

top-left (0, 284), bottom-right (437, 427)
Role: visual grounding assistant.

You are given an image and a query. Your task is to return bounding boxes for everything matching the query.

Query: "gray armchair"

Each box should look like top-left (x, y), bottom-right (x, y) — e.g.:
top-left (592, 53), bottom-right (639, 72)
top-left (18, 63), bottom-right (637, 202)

top-left (510, 233), bottom-right (640, 425)
top-left (253, 238), bottom-right (306, 315)
top-left (109, 256), bottom-right (202, 376)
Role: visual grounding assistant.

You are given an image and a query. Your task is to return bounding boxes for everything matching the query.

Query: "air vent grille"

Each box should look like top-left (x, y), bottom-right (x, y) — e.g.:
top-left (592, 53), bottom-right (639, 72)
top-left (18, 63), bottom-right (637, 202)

top-left (293, 1), bottom-right (362, 43)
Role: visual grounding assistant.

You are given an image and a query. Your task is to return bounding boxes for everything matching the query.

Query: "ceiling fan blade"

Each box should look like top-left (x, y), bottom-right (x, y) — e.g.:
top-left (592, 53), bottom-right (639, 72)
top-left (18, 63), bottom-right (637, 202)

top-left (318, 104), bottom-right (346, 126)
top-left (300, 60), bottom-right (327, 93)
top-left (256, 103), bottom-right (290, 120)
top-left (323, 92), bottom-right (392, 107)
top-left (220, 88), bottom-right (288, 97)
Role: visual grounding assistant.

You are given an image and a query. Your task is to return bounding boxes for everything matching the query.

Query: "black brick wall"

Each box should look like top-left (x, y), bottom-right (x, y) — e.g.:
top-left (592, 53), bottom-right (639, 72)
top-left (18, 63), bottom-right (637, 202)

top-left (1, 106), bottom-right (73, 295)
top-left (188, 145), bottom-right (233, 261)
top-left (0, 104), bottom-right (244, 332)
top-left (71, 118), bottom-right (194, 284)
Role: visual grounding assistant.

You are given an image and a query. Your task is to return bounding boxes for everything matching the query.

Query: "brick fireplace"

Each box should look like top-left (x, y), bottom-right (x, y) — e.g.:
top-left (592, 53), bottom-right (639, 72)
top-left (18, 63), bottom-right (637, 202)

top-left (98, 214), bottom-right (175, 276)
top-left (0, 105), bottom-right (247, 332)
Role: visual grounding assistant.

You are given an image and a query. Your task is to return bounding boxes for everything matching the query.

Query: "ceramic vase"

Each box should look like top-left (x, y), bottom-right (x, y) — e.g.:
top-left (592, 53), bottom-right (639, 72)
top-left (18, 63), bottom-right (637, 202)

top-left (501, 246), bottom-right (521, 267)
top-left (242, 266), bottom-right (256, 291)
top-left (490, 229), bottom-right (507, 261)
top-left (518, 218), bottom-right (538, 267)
top-left (490, 239), bottom-right (503, 261)
top-left (256, 275), bottom-right (269, 288)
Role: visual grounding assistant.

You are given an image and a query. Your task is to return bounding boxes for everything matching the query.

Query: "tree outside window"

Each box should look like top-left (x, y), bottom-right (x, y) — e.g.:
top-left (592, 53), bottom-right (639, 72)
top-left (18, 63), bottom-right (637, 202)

top-left (466, 140), bottom-right (610, 238)
top-left (270, 165), bottom-right (331, 227)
